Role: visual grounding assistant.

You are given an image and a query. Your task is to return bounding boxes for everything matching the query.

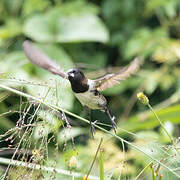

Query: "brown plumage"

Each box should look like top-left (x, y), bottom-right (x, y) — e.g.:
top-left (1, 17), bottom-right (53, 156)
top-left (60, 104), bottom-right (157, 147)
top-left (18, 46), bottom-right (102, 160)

top-left (23, 41), bottom-right (67, 79)
top-left (94, 57), bottom-right (140, 91)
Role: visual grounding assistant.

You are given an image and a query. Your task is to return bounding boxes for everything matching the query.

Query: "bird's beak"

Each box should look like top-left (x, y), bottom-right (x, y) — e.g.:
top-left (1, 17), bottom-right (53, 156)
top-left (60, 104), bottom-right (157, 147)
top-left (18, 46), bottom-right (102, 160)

top-left (68, 72), bottom-right (74, 78)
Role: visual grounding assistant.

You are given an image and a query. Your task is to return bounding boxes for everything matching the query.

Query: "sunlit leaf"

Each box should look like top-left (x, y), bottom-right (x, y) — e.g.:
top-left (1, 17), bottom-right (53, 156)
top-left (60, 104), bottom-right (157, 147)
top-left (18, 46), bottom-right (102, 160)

top-left (146, 0), bottom-right (179, 18)
top-left (24, 13), bottom-right (109, 43)
top-left (153, 40), bottom-right (180, 63)
top-left (22, 0), bottom-right (50, 16)
top-left (0, 18), bottom-right (22, 40)
top-left (124, 28), bottom-right (168, 58)
top-left (119, 104), bottom-right (180, 133)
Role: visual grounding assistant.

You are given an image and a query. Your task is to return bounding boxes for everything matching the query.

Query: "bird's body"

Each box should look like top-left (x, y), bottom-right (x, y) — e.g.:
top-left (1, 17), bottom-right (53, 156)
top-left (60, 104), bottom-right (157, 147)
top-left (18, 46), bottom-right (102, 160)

top-left (66, 69), bottom-right (107, 110)
top-left (74, 80), bottom-right (107, 110)
top-left (75, 90), bottom-right (106, 110)
top-left (22, 40), bottom-right (141, 137)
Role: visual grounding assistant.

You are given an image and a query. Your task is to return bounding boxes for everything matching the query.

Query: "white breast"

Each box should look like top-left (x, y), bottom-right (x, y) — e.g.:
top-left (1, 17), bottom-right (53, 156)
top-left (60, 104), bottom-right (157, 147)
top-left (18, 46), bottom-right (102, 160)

top-left (74, 80), bottom-right (106, 110)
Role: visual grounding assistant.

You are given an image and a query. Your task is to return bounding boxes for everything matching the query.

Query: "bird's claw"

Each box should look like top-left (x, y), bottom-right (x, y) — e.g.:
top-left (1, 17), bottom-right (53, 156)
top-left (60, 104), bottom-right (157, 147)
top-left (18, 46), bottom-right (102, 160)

top-left (90, 120), bottom-right (98, 139)
top-left (92, 120), bottom-right (98, 125)
top-left (111, 116), bottom-right (117, 133)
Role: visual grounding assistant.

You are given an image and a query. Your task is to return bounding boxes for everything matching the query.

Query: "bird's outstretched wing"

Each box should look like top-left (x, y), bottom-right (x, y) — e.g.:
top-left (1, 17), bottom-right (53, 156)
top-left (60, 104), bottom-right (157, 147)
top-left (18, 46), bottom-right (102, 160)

top-left (23, 40), bottom-right (67, 79)
top-left (94, 57), bottom-right (141, 91)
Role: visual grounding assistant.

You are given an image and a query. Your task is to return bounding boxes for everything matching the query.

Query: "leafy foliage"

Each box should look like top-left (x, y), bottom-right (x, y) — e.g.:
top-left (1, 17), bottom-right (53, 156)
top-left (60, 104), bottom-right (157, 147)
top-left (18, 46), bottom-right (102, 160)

top-left (0, 0), bottom-right (180, 179)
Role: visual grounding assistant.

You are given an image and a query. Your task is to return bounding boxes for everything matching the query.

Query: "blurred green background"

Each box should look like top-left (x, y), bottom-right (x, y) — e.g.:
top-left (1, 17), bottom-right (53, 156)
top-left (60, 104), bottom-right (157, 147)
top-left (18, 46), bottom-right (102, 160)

top-left (0, 0), bottom-right (180, 179)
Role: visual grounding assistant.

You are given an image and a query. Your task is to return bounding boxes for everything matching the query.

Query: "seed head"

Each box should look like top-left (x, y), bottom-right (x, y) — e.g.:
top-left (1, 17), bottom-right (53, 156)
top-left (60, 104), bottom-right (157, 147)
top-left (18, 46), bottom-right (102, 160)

top-left (137, 92), bottom-right (149, 105)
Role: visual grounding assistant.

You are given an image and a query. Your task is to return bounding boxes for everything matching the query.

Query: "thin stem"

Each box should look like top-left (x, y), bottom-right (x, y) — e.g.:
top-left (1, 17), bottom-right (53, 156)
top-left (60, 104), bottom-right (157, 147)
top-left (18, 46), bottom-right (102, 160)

top-left (135, 161), bottom-right (152, 180)
top-left (0, 157), bottom-right (99, 179)
top-left (159, 174), bottom-right (163, 180)
top-left (148, 103), bottom-right (180, 156)
top-left (151, 166), bottom-right (156, 180)
top-left (85, 138), bottom-right (103, 180)
top-left (148, 104), bottom-right (172, 142)
top-left (99, 148), bottom-right (104, 180)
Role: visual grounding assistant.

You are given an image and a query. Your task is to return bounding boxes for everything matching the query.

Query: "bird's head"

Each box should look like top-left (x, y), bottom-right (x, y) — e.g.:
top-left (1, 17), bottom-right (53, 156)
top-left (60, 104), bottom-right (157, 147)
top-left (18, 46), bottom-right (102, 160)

top-left (67, 68), bottom-right (89, 93)
top-left (67, 68), bottom-right (85, 82)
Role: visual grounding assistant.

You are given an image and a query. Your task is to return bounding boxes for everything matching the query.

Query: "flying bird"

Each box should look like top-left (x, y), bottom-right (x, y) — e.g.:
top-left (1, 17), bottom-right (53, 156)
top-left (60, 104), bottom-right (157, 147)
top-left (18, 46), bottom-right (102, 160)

top-left (23, 40), bottom-right (141, 137)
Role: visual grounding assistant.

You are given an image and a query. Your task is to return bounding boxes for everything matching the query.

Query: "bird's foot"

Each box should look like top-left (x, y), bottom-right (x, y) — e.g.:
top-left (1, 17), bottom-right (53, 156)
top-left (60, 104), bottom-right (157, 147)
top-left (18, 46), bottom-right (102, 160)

top-left (90, 120), bottom-right (98, 139)
top-left (110, 116), bottom-right (117, 133)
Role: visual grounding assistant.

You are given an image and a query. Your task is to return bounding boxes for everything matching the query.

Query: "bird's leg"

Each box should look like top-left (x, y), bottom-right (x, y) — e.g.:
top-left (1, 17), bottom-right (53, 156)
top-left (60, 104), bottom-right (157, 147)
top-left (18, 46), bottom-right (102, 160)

top-left (104, 107), bottom-right (117, 133)
top-left (84, 106), bottom-right (95, 138)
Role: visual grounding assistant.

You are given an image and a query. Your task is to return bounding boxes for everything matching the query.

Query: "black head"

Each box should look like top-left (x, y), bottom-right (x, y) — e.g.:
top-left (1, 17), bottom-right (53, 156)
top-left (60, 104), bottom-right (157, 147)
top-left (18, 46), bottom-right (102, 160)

top-left (67, 68), bottom-right (89, 93)
top-left (67, 68), bottom-right (85, 81)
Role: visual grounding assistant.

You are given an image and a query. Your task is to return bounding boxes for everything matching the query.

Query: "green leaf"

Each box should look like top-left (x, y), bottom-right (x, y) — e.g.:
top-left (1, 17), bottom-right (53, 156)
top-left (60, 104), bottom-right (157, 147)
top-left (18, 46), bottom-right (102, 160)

top-left (146, 0), bottom-right (179, 18)
top-left (23, 15), bottom-right (54, 43)
top-left (0, 18), bottom-right (22, 40)
top-left (2, 0), bottom-right (22, 15)
top-left (50, 0), bottom-right (100, 16)
top-left (0, 51), bottom-right (26, 73)
top-left (124, 28), bottom-right (168, 58)
top-left (119, 104), bottom-right (180, 133)
top-left (24, 13), bottom-right (109, 43)
top-left (57, 14), bottom-right (109, 43)
top-left (22, 0), bottom-right (51, 17)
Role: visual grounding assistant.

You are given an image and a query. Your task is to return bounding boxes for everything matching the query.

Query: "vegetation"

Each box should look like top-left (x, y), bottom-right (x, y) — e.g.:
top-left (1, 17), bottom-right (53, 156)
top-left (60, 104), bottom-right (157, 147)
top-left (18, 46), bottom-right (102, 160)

top-left (0, 0), bottom-right (180, 179)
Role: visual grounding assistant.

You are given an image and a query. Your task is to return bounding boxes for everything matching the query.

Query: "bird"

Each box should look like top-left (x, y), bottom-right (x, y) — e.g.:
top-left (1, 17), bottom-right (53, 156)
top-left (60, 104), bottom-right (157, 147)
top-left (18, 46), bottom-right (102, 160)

top-left (22, 40), bottom-right (141, 137)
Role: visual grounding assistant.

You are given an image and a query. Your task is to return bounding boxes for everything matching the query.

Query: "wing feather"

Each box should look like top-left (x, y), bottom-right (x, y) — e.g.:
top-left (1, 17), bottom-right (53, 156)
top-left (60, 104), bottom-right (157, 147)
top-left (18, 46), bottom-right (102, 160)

top-left (23, 40), bottom-right (67, 79)
top-left (95, 57), bottom-right (141, 91)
